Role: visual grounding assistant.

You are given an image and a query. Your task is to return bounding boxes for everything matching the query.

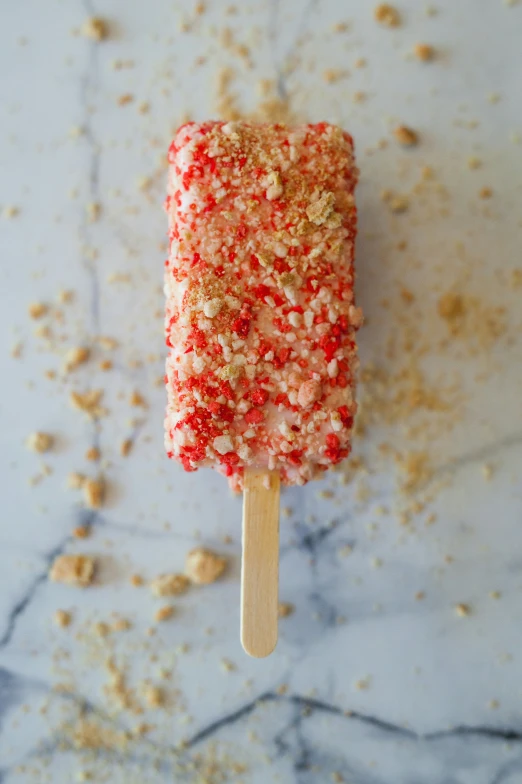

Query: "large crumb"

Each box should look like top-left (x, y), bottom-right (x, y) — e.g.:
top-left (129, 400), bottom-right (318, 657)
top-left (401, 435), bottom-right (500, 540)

top-left (28, 302), bottom-right (48, 320)
top-left (70, 389), bottom-right (106, 418)
top-left (150, 573), bottom-right (190, 597)
top-left (154, 605), bottom-right (175, 623)
top-left (53, 609), bottom-right (72, 627)
top-left (393, 126), bottom-right (419, 147)
top-left (374, 4), bottom-right (401, 26)
top-left (27, 431), bottom-right (54, 453)
top-left (49, 554), bottom-right (95, 587)
top-left (185, 548), bottom-right (227, 585)
top-left (81, 17), bottom-right (109, 41)
top-left (83, 478), bottom-right (105, 509)
top-left (414, 43), bottom-right (435, 61)
top-left (64, 346), bottom-right (90, 371)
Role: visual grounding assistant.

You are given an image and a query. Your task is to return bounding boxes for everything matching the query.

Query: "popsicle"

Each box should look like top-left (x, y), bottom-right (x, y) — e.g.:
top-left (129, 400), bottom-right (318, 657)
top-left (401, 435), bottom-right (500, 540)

top-left (164, 121), bottom-right (361, 655)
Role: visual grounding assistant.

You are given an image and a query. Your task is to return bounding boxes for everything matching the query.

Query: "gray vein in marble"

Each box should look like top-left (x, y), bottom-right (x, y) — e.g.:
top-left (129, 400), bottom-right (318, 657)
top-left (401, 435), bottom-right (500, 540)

top-left (269, 0), bottom-right (319, 101)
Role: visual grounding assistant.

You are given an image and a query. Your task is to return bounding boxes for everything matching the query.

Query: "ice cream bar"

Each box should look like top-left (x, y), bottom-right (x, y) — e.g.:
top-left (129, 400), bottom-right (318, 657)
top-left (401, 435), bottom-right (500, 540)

top-left (164, 121), bottom-right (361, 491)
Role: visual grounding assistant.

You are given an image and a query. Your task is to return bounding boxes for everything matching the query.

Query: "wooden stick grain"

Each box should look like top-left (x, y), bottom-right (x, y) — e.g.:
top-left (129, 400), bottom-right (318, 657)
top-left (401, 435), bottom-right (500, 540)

top-left (241, 468), bottom-right (280, 658)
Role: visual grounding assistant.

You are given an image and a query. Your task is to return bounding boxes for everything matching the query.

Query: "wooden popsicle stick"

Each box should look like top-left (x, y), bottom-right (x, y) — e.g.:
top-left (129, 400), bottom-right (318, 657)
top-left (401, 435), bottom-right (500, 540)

top-left (241, 467), bottom-right (280, 658)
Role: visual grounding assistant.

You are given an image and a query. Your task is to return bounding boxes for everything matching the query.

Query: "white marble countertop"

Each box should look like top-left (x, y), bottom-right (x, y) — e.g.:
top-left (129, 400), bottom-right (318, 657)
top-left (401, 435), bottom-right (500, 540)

top-left (1, 1), bottom-right (522, 781)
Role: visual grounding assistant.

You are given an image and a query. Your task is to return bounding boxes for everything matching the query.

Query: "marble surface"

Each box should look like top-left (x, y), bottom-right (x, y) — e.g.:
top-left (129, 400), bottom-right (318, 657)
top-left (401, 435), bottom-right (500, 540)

top-left (1, 0), bottom-right (522, 781)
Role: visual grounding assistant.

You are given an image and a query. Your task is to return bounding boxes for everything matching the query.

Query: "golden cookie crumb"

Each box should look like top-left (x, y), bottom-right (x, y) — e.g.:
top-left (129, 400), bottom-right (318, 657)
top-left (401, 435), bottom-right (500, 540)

top-left (374, 4), bottom-right (401, 26)
top-left (130, 574), bottom-right (144, 587)
top-left (144, 685), bottom-right (164, 708)
top-left (49, 554), bottom-right (95, 587)
top-left (54, 609), bottom-right (72, 627)
top-left (99, 359), bottom-right (113, 371)
top-left (467, 156), bottom-right (481, 170)
top-left (185, 548), bottom-right (227, 585)
top-left (130, 391), bottom-right (147, 408)
top-left (455, 602), bottom-right (471, 617)
top-left (278, 602), bottom-right (295, 618)
top-left (150, 573), bottom-right (190, 598)
top-left (58, 289), bottom-right (74, 304)
top-left (276, 683), bottom-right (289, 695)
top-left (65, 346), bottom-right (90, 371)
top-left (389, 194), bottom-right (410, 213)
top-left (414, 43), bottom-right (435, 61)
top-left (154, 605), bottom-right (175, 623)
top-left (332, 21), bottom-right (350, 33)
top-left (86, 202), bottom-right (101, 222)
top-left (3, 205), bottom-right (19, 219)
top-left (112, 617), bottom-right (132, 632)
top-left (323, 68), bottom-right (346, 84)
top-left (83, 478), bottom-right (105, 509)
top-left (28, 302), bottom-right (48, 320)
top-left (120, 439), bottom-right (133, 457)
top-left (85, 447), bottom-right (100, 462)
top-left (73, 525), bottom-right (91, 539)
top-left (68, 472), bottom-right (86, 490)
top-left (479, 186), bottom-right (493, 199)
top-left (98, 336), bottom-right (118, 351)
top-left (118, 93), bottom-right (134, 106)
top-left (70, 389), bottom-right (105, 418)
top-left (393, 125), bottom-right (419, 147)
top-left (27, 432), bottom-right (54, 453)
top-left (81, 17), bottom-right (109, 41)
top-left (221, 658), bottom-right (236, 673)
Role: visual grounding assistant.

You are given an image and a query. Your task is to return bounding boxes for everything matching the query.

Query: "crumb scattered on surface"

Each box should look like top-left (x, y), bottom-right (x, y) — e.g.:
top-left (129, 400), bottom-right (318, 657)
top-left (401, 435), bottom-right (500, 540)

top-left (374, 4), bottom-right (401, 26)
top-left (27, 431), bottom-right (54, 453)
top-left (49, 554), bottom-right (95, 587)
top-left (65, 346), bottom-right (90, 371)
top-left (467, 156), bottom-right (481, 169)
top-left (120, 438), bottom-right (133, 457)
top-left (28, 302), bottom-right (48, 320)
top-left (130, 391), bottom-right (147, 408)
top-left (85, 447), bottom-right (100, 462)
top-left (70, 389), bottom-right (106, 418)
top-left (393, 125), bottom-right (419, 147)
top-left (83, 478), bottom-right (105, 509)
top-left (455, 602), bottom-right (471, 617)
top-left (73, 525), bottom-right (91, 539)
top-left (278, 602), bottom-right (294, 618)
top-left (154, 605), bottom-right (175, 623)
top-left (150, 573), bottom-right (190, 597)
top-left (68, 472), bottom-right (86, 490)
top-left (81, 16), bottom-right (109, 41)
top-left (414, 43), bottom-right (435, 61)
top-left (54, 609), bottom-right (72, 627)
top-left (479, 186), bottom-right (493, 199)
top-left (143, 685), bottom-right (164, 708)
top-left (185, 548), bottom-right (227, 585)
